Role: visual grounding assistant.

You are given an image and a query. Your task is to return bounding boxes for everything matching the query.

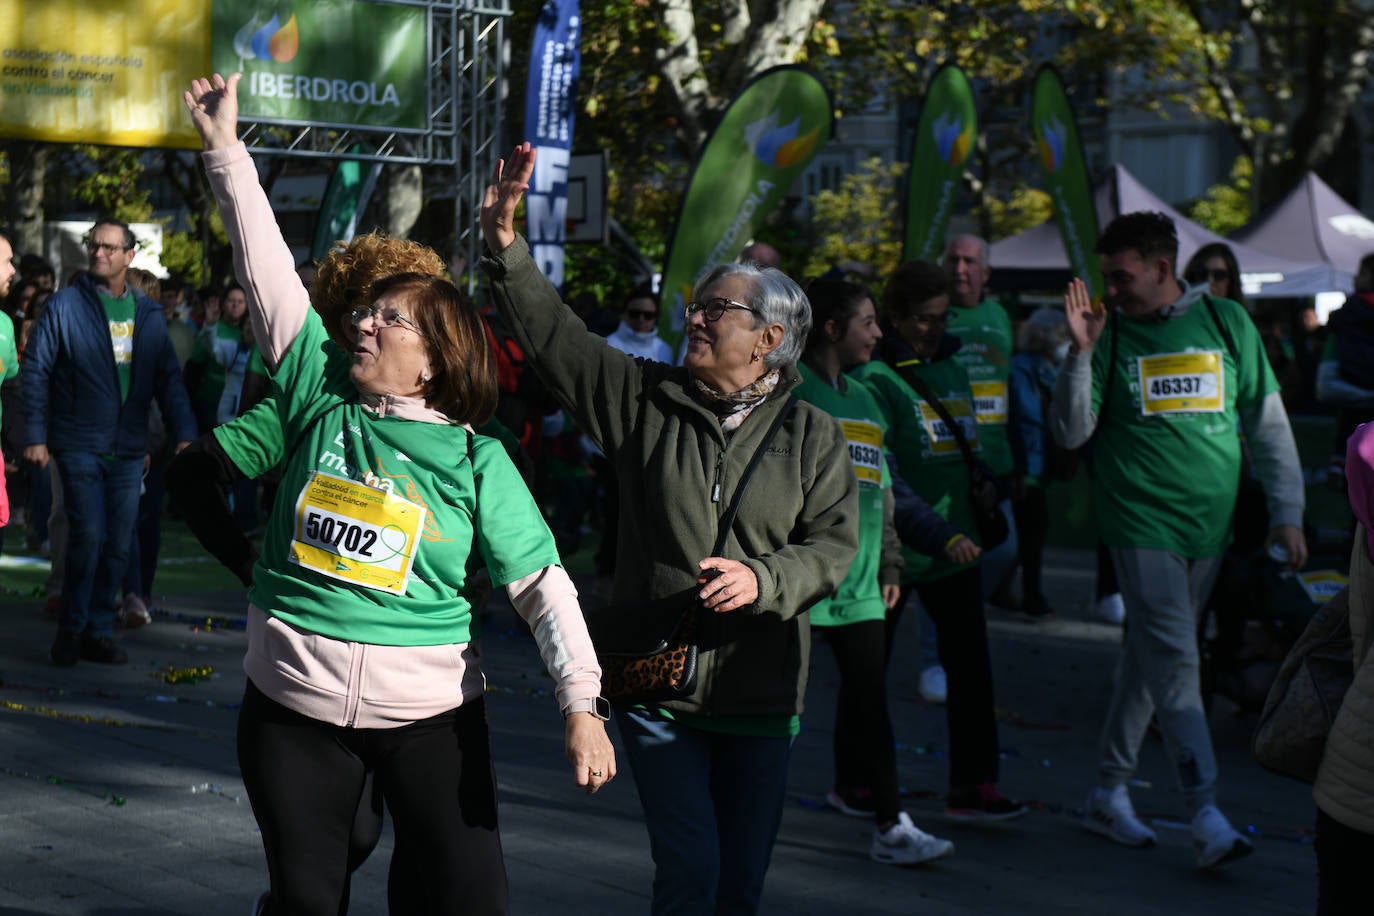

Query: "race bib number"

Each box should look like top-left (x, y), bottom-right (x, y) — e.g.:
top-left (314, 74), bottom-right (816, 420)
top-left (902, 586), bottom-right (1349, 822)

top-left (289, 472), bottom-right (426, 595)
top-left (1298, 570), bottom-right (1348, 605)
top-left (917, 398), bottom-right (979, 455)
top-left (1137, 351), bottom-right (1224, 416)
top-left (970, 380), bottom-right (1008, 425)
top-left (839, 419), bottom-right (883, 484)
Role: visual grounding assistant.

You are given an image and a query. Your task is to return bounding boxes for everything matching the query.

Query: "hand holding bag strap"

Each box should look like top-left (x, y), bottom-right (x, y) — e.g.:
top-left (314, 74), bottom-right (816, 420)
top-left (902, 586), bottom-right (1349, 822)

top-left (895, 363), bottom-right (981, 475)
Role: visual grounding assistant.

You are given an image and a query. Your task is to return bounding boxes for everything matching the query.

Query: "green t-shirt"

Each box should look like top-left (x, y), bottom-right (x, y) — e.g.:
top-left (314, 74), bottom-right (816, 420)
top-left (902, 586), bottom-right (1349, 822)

top-left (250, 310), bottom-right (562, 647)
top-left (214, 395), bottom-right (287, 480)
top-left (1090, 297), bottom-right (1278, 557)
top-left (0, 311), bottom-right (17, 428)
top-left (946, 298), bottom-right (1014, 476)
top-left (189, 320), bottom-right (242, 406)
top-left (852, 356), bottom-right (979, 584)
top-left (100, 289), bottom-right (136, 403)
top-left (795, 363), bottom-right (890, 627)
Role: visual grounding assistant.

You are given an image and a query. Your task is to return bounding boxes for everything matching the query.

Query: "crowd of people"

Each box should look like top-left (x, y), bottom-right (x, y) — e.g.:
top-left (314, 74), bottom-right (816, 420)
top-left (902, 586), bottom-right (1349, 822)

top-left (0, 70), bottom-right (1370, 915)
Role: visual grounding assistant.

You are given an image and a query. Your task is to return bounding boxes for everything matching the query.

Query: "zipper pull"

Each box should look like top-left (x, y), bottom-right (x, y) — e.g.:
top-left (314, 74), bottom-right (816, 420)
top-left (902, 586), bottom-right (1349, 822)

top-left (711, 449), bottom-right (725, 503)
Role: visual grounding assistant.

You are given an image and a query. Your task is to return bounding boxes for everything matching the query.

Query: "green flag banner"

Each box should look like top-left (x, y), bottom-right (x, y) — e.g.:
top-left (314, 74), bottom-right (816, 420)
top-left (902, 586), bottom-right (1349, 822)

top-left (1030, 66), bottom-right (1102, 300)
top-left (212, 0), bottom-right (428, 130)
top-left (904, 64), bottom-right (977, 261)
top-left (311, 155), bottom-right (383, 260)
top-left (659, 65), bottom-right (833, 343)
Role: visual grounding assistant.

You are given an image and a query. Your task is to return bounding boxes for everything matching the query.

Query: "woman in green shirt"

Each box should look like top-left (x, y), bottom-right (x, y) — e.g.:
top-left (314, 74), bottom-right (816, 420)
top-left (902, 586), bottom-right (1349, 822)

top-left (798, 278), bottom-right (954, 865)
top-left (852, 260), bottom-right (1026, 822)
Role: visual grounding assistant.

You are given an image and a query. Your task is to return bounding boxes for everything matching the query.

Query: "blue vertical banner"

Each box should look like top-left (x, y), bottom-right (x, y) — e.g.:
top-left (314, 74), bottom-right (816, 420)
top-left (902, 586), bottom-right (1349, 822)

top-left (524, 0), bottom-right (581, 293)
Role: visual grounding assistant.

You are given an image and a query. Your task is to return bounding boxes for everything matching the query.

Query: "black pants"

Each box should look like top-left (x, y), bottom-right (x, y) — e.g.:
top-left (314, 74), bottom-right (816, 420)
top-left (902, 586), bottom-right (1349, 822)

top-left (1316, 807), bottom-right (1374, 915)
top-left (237, 682), bottom-right (508, 915)
top-left (818, 619), bottom-right (900, 823)
top-left (885, 567), bottom-right (1000, 790)
top-left (1013, 484), bottom-right (1049, 606)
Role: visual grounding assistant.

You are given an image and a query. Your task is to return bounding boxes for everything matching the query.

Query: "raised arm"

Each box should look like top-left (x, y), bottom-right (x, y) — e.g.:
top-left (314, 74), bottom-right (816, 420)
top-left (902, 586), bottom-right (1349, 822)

top-left (184, 73), bottom-right (310, 373)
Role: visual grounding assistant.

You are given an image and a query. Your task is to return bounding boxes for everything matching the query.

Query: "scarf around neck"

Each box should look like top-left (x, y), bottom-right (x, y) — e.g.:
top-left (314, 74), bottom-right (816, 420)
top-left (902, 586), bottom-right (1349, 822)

top-left (691, 368), bottom-right (782, 435)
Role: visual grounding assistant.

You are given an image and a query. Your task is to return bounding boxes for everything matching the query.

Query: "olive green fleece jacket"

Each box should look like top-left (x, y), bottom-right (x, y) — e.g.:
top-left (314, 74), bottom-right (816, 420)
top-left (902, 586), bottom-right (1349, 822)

top-left (482, 237), bottom-right (859, 718)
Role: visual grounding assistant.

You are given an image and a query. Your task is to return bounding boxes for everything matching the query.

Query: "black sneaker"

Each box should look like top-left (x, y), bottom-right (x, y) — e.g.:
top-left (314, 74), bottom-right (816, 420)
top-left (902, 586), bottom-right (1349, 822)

top-left (51, 629), bottom-right (81, 667)
top-left (78, 635), bottom-right (128, 665)
top-left (945, 783), bottom-right (1028, 822)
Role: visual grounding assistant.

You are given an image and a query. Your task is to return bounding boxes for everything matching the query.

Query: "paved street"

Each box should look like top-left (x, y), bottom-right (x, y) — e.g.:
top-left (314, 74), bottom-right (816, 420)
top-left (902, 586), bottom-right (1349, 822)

top-left (1, 547), bottom-right (1318, 914)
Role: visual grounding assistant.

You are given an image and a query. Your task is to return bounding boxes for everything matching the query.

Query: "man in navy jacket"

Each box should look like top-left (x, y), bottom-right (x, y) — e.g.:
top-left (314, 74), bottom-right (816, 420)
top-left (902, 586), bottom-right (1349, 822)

top-left (21, 219), bottom-right (196, 666)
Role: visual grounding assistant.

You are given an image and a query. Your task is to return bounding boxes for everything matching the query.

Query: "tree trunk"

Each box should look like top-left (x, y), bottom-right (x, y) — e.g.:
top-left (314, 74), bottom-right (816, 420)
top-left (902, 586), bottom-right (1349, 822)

top-left (3, 142), bottom-right (48, 256)
top-left (367, 164), bottom-right (423, 239)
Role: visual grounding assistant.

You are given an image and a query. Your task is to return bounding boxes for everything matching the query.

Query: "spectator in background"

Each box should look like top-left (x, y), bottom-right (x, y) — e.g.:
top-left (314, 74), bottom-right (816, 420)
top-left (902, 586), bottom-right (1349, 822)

top-left (159, 277), bottom-right (187, 324)
top-left (0, 231), bottom-right (17, 554)
top-left (1183, 243), bottom-right (1245, 310)
top-left (1008, 307), bottom-right (1072, 618)
top-left (740, 240), bottom-right (781, 270)
top-left (19, 254), bottom-right (55, 293)
top-left (184, 281), bottom-right (249, 433)
top-left (21, 218), bottom-right (197, 666)
top-left (1316, 253), bottom-right (1374, 489)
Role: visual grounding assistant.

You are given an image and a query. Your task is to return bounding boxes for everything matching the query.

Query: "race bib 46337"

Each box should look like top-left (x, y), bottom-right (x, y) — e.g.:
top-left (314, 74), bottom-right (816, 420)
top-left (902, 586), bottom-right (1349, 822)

top-left (1137, 351), bottom-right (1224, 416)
top-left (290, 471), bottom-right (426, 595)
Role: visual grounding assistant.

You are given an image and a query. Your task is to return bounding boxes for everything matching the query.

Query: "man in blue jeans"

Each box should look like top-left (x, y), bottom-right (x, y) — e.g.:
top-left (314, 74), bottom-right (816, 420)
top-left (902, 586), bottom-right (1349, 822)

top-left (21, 218), bottom-right (196, 667)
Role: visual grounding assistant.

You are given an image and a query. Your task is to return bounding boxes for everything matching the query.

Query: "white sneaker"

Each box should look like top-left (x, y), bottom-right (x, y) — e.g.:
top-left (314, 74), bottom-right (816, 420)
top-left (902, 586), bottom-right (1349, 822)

top-left (1191, 804), bottom-right (1253, 869)
top-left (1093, 593), bottom-right (1126, 624)
top-left (870, 812), bottom-right (954, 865)
top-left (918, 665), bottom-right (947, 704)
top-left (1082, 785), bottom-right (1157, 847)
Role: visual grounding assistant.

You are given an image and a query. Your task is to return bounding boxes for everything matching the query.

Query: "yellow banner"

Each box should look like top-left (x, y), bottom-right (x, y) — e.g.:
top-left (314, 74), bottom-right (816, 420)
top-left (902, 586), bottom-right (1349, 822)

top-left (0, 0), bottom-right (210, 149)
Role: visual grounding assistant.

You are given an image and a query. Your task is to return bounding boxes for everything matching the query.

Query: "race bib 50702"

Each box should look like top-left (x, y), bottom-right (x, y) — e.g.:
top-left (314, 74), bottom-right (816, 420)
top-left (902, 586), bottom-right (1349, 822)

top-left (289, 472), bottom-right (426, 595)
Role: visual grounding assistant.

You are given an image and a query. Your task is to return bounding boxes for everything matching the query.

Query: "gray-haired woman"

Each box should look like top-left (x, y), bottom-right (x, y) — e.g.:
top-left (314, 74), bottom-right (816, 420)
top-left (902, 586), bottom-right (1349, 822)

top-left (479, 143), bottom-right (858, 915)
top-left (1009, 307), bottom-right (1072, 616)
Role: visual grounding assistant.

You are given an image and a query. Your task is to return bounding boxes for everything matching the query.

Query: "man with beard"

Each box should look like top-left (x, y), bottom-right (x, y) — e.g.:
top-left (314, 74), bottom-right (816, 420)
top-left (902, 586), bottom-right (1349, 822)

top-left (1051, 211), bottom-right (1305, 869)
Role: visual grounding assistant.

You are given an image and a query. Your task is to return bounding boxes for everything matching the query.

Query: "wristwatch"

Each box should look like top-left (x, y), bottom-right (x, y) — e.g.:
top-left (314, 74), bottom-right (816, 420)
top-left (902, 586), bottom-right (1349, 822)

top-left (562, 696), bottom-right (611, 721)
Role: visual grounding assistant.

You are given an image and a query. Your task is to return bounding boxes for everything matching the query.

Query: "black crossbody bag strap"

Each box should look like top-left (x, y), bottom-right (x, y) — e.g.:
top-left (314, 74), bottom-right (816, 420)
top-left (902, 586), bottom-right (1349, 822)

top-left (896, 365), bottom-right (981, 475)
top-left (712, 394), bottom-right (797, 555)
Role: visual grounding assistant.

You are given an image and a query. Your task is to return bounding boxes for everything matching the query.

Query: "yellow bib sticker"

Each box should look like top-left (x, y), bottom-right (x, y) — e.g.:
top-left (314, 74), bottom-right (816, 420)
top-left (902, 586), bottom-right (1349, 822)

top-left (918, 398), bottom-right (979, 456)
top-left (1137, 351), bottom-right (1224, 416)
top-left (289, 472), bottom-right (426, 595)
top-left (839, 419), bottom-right (884, 484)
top-left (970, 380), bottom-right (1008, 425)
top-left (1297, 570), bottom-right (1348, 605)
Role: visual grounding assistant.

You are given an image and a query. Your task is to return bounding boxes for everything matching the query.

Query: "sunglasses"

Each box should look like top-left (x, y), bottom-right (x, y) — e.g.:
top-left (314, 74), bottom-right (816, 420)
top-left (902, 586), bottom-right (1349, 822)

top-left (627, 309), bottom-right (658, 321)
top-left (1190, 268), bottom-right (1229, 283)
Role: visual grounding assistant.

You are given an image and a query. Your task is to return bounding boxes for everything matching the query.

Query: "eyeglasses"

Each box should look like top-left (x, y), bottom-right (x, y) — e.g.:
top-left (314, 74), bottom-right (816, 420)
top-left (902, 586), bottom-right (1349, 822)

top-left (349, 304), bottom-right (425, 335)
top-left (627, 309), bottom-right (658, 321)
top-left (84, 240), bottom-right (132, 255)
top-left (684, 297), bottom-right (759, 323)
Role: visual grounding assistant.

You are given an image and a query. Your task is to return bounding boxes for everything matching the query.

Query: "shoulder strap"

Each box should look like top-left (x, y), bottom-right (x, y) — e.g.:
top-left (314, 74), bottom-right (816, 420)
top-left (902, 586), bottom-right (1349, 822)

top-left (1200, 294), bottom-right (1240, 368)
top-left (895, 364), bottom-right (980, 474)
top-left (713, 394), bottom-right (796, 555)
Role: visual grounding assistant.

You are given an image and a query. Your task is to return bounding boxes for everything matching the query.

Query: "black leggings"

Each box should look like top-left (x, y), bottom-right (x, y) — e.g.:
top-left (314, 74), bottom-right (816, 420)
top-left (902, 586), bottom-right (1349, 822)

top-left (818, 619), bottom-right (900, 823)
top-left (237, 682), bottom-right (508, 915)
top-left (885, 567), bottom-right (1001, 790)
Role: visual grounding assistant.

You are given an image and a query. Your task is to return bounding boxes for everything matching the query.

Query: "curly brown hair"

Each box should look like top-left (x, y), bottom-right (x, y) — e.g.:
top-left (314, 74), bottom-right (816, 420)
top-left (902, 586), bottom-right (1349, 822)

top-left (310, 232), bottom-right (446, 350)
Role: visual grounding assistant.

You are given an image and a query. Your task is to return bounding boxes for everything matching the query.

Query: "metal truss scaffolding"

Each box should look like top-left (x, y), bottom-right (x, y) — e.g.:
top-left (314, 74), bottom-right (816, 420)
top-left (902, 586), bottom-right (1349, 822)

top-left (237, 0), bottom-right (509, 286)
